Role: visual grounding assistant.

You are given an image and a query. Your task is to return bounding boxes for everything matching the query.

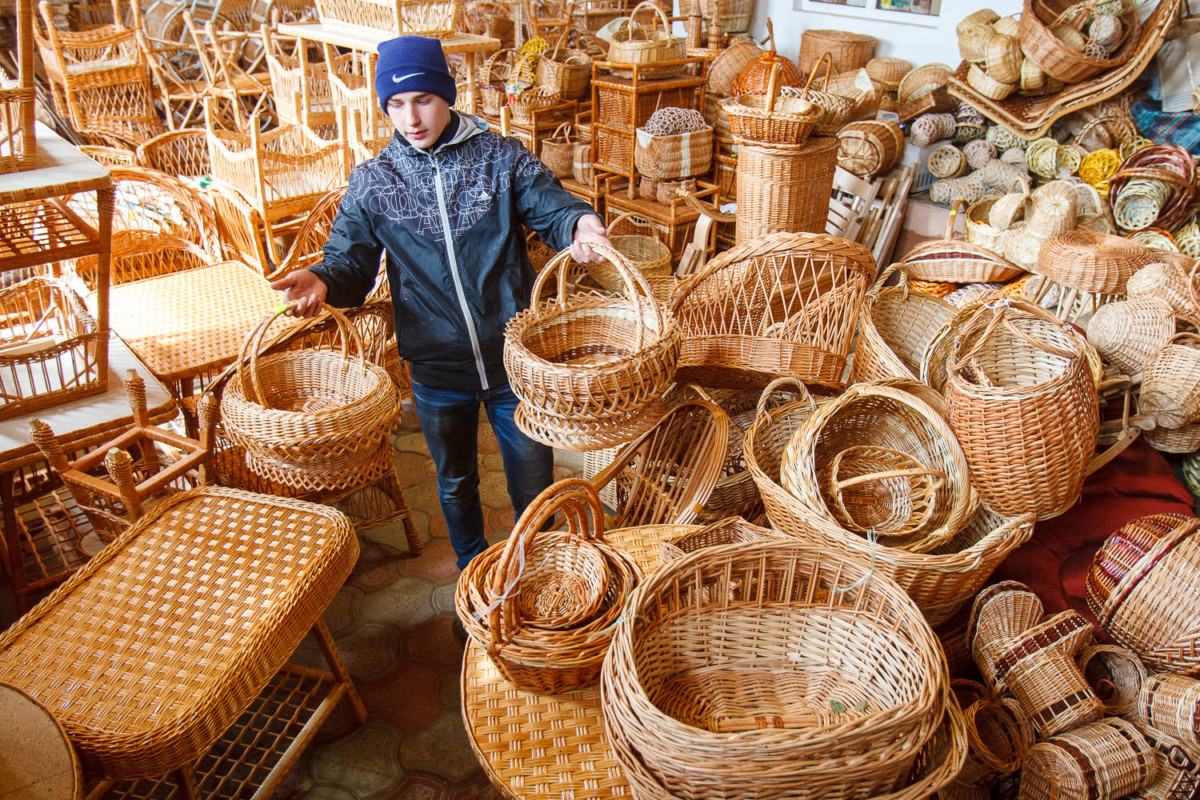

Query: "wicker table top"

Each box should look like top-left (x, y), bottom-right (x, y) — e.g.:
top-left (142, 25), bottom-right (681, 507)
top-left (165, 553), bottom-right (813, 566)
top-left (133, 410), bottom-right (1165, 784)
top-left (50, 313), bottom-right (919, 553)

top-left (0, 332), bottom-right (176, 474)
top-left (0, 681), bottom-right (82, 800)
top-left (276, 23), bottom-right (500, 55)
top-left (96, 260), bottom-right (281, 383)
top-left (0, 125), bottom-right (111, 206)
top-left (0, 487), bottom-right (358, 780)
top-left (461, 523), bottom-right (698, 800)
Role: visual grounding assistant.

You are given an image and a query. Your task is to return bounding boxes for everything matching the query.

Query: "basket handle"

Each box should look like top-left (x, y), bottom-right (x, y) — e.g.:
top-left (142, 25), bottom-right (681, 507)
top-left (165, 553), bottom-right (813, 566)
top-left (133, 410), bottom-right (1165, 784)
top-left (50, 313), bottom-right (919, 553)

top-left (951, 301), bottom-right (1082, 370)
top-left (870, 262), bottom-right (909, 297)
top-left (530, 240), bottom-right (664, 353)
top-left (549, 121), bottom-right (574, 142)
top-left (485, 478), bottom-right (606, 646)
top-left (236, 303), bottom-right (367, 408)
top-left (1165, 331), bottom-right (1200, 349)
top-left (755, 376), bottom-right (815, 418)
top-left (802, 51), bottom-right (833, 93)
top-left (760, 17), bottom-right (776, 52)
top-left (481, 47), bottom-right (515, 84)
top-left (765, 60), bottom-right (781, 114)
top-left (943, 197), bottom-right (969, 241)
top-left (629, 0), bottom-right (671, 33)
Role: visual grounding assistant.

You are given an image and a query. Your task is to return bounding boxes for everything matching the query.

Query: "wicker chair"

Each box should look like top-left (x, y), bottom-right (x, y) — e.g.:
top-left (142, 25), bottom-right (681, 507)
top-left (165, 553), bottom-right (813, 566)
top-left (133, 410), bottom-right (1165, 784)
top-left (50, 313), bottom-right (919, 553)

top-left (262, 25), bottom-right (337, 132)
top-left (588, 392), bottom-right (730, 529)
top-left (135, 127), bottom-right (211, 177)
top-left (35, 0), bottom-right (167, 147)
top-left (209, 179), bottom-right (278, 272)
top-left (72, 229), bottom-right (215, 290)
top-left (184, 11), bottom-right (272, 132)
top-left (269, 185), bottom-right (347, 276)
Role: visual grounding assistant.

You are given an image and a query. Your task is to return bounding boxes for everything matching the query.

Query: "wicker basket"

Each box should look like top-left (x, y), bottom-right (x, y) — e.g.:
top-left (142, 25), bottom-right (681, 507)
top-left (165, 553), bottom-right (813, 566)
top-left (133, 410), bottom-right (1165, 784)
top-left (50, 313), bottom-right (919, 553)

top-left (744, 378), bottom-right (1038, 625)
top-left (220, 306), bottom-right (400, 493)
top-left (779, 381), bottom-right (978, 554)
top-left (1108, 143), bottom-right (1197, 232)
top-left (659, 515), bottom-right (783, 561)
top-left (733, 136), bottom-right (839, 244)
top-left (1017, 0), bottom-right (1142, 85)
top-left (455, 478), bottom-right (641, 693)
top-left (707, 37), bottom-right (763, 95)
top-left (797, 28), bottom-right (877, 75)
top-left (537, 30), bottom-right (593, 101)
top-left (964, 195), bottom-right (1007, 255)
top-left (1086, 513), bottom-right (1200, 674)
top-left (505, 243), bottom-right (681, 446)
top-left (606, 1), bottom-right (685, 79)
top-left (866, 56), bottom-right (912, 92)
top-left (784, 52), bottom-right (854, 137)
top-left (1036, 229), bottom-right (1158, 295)
top-left (967, 580), bottom-right (1046, 691)
top-left (1086, 297), bottom-right (1176, 379)
top-left (1079, 643), bottom-right (1147, 718)
top-left (955, 699), bottom-right (1033, 788)
top-left (587, 210), bottom-right (673, 291)
top-left (0, 276), bottom-right (105, 421)
top-left (600, 538), bottom-right (948, 800)
top-left (1019, 718), bottom-right (1157, 800)
top-left (540, 122), bottom-right (576, 178)
top-left (1128, 261), bottom-right (1200, 324)
top-left (898, 199), bottom-right (1025, 284)
top-left (944, 299), bottom-right (1100, 519)
top-left (836, 119), bottom-right (904, 178)
top-left (850, 267), bottom-right (957, 385)
top-left (634, 121), bottom-right (714, 181)
top-left (1140, 333), bottom-right (1200, 430)
top-left (479, 48), bottom-right (515, 117)
top-left (671, 232), bottom-right (874, 392)
top-left (928, 143), bottom-right (968, 179)
top-left (1137, 673), bottom-right (1200, 751)
top-left (723, 62), bottom-right (820, 146)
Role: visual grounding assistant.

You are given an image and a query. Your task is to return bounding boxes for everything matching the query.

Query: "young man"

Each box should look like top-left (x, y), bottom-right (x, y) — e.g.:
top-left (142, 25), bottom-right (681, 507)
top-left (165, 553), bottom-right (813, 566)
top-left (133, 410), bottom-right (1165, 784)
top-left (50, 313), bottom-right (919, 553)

top-left (271, 35), bottom-right (611, 569)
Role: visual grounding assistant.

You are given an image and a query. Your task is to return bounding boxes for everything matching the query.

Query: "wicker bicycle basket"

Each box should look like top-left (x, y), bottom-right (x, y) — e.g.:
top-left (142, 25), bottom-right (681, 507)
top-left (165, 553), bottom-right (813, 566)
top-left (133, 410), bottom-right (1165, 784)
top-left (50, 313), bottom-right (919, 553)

top-left (850, 266), bottom-right (957, 385)
top-left (455, 478), bottom-right (642, 694)
top-left (944, 299), bottom-right (1100, 520)
top-left (220, 305), bottom-right (400, 493)
top-left (606, 1), bottom-right (685, 79)
top-left (600, 537), bottom-right (948, 800)
top-left (504, 243), bottom-right (681, 444)
top-left (743, 377), bottom-right (1037, 626)
top-left (898, 199), bottom-right (1025, 284)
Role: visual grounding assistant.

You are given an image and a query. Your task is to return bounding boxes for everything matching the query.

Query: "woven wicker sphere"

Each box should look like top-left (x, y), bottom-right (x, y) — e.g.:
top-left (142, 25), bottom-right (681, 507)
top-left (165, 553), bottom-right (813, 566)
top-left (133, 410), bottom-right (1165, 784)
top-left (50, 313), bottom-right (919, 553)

top-left (910, 112), bottom-right (956, 149)
top-left (964, 139), bottom-right (998, 170)
top-left (1086, 297), bottom-right (1176, 378)
top-left (958, 23), bottom-right (994, 63)
top-left (987, 125), bottom-right (1026, 151)
top-left (930, 175), bottom-right (990, 206)
top-left (1000, 147), bottom-right (1027, 168)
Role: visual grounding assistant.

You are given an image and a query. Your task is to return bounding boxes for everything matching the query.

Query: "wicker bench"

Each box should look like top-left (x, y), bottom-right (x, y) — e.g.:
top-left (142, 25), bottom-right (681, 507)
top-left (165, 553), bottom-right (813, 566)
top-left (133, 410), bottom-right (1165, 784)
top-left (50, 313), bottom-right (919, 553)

top-left (0, 486), bottom-right (365, 797)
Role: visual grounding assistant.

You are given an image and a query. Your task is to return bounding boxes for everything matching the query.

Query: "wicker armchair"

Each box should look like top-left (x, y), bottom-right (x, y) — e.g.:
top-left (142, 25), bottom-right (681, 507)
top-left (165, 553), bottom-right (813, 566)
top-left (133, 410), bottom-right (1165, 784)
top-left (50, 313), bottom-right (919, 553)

top-left (184, 11), bottom-right (272, 132)
top-left (135, 127), bottom-right (211, 177)
top-left (72, 229), bottom-right (215, 290)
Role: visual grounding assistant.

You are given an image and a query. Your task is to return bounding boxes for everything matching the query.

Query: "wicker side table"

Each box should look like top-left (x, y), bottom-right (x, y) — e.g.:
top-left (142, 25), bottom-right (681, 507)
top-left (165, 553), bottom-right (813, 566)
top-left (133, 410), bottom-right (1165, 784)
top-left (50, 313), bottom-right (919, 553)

top-left (0, 486), bottom-right (366, 797)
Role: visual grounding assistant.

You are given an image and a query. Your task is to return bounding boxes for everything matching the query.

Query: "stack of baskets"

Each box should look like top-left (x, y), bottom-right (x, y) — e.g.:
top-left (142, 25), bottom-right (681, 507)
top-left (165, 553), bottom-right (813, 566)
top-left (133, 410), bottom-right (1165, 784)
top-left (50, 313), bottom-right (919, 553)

top-left (504, 245), bottom-right (681, 451)
top-left (456, 478), bottom-right (641, 693)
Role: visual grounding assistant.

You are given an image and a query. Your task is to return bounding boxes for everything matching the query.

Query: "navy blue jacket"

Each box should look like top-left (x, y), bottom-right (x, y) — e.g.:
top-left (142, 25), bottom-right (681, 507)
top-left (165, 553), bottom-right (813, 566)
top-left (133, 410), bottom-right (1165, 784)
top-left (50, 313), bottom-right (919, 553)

top-left (311, 112), bottom-right (595, 391)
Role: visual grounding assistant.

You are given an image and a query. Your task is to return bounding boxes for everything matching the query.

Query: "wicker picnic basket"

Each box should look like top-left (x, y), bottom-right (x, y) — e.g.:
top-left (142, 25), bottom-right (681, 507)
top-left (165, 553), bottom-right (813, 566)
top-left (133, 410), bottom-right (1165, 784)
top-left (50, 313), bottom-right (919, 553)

top-left (587, 210), bottom-right (672, 291)
top-left (1017, 0), bottom-right (1142, 85)
top-left (1139, 333), bottom-right (1200, 430)
top-left (1086, 513), bottom-right (1200, 674)
top-left (607, 1), bottom-right (685, 79)
top-left (779, 381), bottom-right (978, 554)
top-left (537, 29), bottom-right (593, 100)
top-left (505, 244), bottom-right (680, 448)
top-left (455, 478), bottom-right (641, 693)
top-left (898, 199), bottom-right (1024, 284)
top-left (0, 276), bottom-right (105, 421)
top-left (1086, 297), bottom-right (1176, 379)
top-left (797, 28), bottom-right (876, 74)
top-left (1019, 718), bottom-right (1157, 800)
top-left (219, 305), bottom-right (400, 493)
top-left (600, 537), bottom-right (948, 800)
top-left (1080, 643), bottom-right (1147, 718)
top-left (1037, 229), bottom-right (1161, 295)
top-left (671, 232), bottom-right (874, 392)
top-left (850, 266), bottom-right (957, 385)
top-left (944, 299), bottom-right (1100, 519)
top-left (1137, 673), bottom-right (1200, 750)
top-left (744, 377), bottom-right (1038, 625)
top-left (723, 62), bottom-right (821, 146)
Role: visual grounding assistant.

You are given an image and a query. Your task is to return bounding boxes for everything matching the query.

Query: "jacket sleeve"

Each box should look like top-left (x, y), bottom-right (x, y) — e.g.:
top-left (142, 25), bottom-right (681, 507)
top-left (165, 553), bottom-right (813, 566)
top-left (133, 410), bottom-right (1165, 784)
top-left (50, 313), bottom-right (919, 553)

top-left (310, 169), bottom-right (385, 308)
top-left (510, 144), bottom-right (599, 252)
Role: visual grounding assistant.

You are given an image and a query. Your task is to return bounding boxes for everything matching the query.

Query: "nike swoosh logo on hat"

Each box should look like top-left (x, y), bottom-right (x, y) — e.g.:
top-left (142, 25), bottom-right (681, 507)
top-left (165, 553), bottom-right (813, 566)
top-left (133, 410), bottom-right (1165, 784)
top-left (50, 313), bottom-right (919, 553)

top-left (391, 71), bottom-right (423, 83)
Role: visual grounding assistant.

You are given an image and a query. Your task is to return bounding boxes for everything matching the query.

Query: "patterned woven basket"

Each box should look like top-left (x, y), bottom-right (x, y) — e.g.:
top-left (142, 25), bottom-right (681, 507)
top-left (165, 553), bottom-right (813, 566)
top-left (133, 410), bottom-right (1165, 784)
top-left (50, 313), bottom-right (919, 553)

top-left (733, 137), bottom-right (840, 243)
top-left (898, 199), bottom-right (1024, 284)
top-left (1086, 513), bottom-right (1200, 674)
top-left (1018, 718), bottom-right (1157, 800)
top-left (779, 381), bottom-right (978, 554)
top-left (634, 120), bottom-right (714, 180)
top-left (850, 266), bottom-right (957, 385)
top-left (505, 244), bottom-right (681, 445)
top-left (1140, 333), bottom-right (1200, 430)
top-left (944, 299), bottom-right (1100, 519)
top-left (659, 515), bottom-right (783, 561)
top-left (1108, 143), bottom-right (1198, 232)
top-left (600, 537), bottom-right (948, 800)
top-left (707, 37), bottom-right (763, 95)
top-left (455, 478), bottom-right (642, 693)
top-left (967, 581), bottom-right (1046, 691)
top-left (1138, 673), bottom-right (1200, 751)
top-left (1079, 643), bottom-right (1147, 718)
top-left (671, 232), bottom-right (874, 392)
top-left (220, 306), bottom-right (400, 493)
top-left (744, 377), bottom-right (1037, 625)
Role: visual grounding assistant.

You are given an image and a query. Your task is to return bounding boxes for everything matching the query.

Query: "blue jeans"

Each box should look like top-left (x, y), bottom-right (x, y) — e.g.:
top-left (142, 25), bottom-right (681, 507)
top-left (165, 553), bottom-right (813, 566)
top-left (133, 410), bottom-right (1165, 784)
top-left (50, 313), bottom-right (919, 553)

top-left (409, 379), bottom-right (554, 569)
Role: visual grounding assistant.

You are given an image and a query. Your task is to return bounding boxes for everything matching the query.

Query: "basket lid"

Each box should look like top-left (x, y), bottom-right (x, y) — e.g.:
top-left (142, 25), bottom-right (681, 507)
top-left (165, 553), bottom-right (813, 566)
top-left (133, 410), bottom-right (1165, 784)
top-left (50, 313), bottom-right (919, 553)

top-left (1085, 513), bottom-right (1199, 623)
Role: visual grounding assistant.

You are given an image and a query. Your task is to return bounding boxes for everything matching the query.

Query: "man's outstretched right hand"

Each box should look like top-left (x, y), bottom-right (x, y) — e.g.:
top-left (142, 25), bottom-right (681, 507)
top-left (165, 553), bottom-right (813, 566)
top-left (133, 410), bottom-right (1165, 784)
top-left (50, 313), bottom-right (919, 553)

top-left (269, 269), bottom-right (329, 318)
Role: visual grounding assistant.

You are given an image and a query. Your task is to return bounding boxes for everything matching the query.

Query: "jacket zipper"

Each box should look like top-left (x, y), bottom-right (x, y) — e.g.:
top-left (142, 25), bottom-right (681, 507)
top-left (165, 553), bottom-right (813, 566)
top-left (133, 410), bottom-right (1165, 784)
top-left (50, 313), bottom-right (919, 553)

top-left (431, 155), bottom-right (490, 390)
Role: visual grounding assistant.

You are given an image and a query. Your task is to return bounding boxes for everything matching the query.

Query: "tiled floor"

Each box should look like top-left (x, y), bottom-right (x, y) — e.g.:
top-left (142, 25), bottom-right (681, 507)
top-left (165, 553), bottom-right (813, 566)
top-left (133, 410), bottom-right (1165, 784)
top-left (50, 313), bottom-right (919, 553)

top-left (0, 401), bottom-right (584, 800)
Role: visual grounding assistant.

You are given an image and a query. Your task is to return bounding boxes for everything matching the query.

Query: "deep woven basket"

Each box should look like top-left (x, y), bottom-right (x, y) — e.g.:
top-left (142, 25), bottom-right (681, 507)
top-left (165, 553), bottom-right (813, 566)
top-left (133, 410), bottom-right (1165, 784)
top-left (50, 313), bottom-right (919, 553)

top-left (849, 266), bottom-right (957, 385)
top-left (1139, 333), bottom-right (1200, 430)
top-left (220, 305), bottom-right (400, 493)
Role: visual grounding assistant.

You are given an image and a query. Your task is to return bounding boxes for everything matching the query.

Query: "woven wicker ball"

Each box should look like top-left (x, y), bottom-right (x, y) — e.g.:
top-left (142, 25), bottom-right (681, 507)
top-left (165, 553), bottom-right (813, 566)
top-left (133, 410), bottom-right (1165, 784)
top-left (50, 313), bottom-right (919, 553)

top-left (964, 139), bottom-right (998, 169)
top-left (1025, 138), bottom-right (1062, 179)
top-left (930, 174), bottom-right (989, 206)
top-left (975, 159), bottom-right (1031, 193)
top-left (928, 144), bottom-right (968, 179)
top-left (1079, 148), bottom-right (1121, 190)
top-left (957, 101), bottom-right (986, 126)
top-left (910, 112), bottom-right (956, 149)
top-left (954, 124), bottom-right (987, 145)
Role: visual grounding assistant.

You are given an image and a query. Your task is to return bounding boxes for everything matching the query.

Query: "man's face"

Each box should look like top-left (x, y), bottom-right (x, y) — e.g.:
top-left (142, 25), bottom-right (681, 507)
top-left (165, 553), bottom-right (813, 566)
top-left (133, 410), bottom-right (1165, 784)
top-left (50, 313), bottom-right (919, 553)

top-left (386, 91), bottom-right (452, 149)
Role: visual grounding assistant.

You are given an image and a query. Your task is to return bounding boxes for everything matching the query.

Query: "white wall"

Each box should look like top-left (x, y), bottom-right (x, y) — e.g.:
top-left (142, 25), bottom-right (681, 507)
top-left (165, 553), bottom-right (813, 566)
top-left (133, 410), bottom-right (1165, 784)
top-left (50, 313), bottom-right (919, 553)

top-left (747, 0), bottom-right (1021, 69)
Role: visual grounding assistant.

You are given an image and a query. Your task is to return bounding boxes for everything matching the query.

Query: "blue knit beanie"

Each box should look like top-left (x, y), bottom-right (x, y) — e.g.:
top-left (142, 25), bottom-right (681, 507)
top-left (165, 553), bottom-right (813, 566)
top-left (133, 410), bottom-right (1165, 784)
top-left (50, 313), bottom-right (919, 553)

top-left (375, 35), bottom-right (457, 111)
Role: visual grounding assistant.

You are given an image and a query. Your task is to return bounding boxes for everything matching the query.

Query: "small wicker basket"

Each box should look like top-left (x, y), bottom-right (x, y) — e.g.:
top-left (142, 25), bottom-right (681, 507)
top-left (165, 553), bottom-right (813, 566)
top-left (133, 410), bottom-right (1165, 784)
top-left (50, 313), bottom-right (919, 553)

top-left (797, 28), bottom-right (876, 74)
top-left (1140, 333), bottom-right (1200, 430)
top-left (606, 1), bottom-right (685, 79)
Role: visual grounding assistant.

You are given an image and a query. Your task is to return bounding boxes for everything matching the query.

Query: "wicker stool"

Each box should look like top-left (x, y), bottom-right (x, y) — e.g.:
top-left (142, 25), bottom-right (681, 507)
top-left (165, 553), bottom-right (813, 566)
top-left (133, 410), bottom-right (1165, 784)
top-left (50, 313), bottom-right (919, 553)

top-left (0, 487), bottom-right (366, 797)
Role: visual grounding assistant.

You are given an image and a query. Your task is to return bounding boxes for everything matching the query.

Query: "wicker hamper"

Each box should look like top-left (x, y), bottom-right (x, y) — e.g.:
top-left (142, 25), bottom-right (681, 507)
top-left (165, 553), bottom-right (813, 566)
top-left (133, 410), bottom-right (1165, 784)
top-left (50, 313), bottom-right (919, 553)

top-left (733, 136), bottom-right (838, 244)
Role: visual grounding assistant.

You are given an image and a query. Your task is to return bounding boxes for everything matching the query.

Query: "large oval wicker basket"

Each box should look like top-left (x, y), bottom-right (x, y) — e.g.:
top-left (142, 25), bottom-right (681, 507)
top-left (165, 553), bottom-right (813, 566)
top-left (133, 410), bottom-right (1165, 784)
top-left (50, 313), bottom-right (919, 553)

top-left (505, 243), bottom-right (681, 448)
top-left (220, 305), bottom-right (400, 493)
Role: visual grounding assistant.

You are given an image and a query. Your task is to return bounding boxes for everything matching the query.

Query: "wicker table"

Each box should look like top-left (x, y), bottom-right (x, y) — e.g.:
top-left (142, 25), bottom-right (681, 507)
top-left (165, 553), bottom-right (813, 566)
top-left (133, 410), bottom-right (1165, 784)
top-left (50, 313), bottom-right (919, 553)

top-left (0, 487), bottom-right (366, 799)
top-left (94, 260), bottom-right (282, 401)
top-left (461, 523), bottom-right (697, 800)
top-left (274, 24), bottom-right (500, 115)
top-left (0, 332), bottom-right (176, 612)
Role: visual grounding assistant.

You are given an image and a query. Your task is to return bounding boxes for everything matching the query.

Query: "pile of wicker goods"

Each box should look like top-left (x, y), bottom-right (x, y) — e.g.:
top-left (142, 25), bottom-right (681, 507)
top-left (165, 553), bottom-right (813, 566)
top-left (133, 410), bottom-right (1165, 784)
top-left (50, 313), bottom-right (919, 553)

top-left (220, 305), bottom-right (400, 494)
top-left (504, 245), bottom-right (681, 451)
top-left (456, 478), bottom-right (641, 694)
top-left (601, 537), bottom-right (964, 800)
